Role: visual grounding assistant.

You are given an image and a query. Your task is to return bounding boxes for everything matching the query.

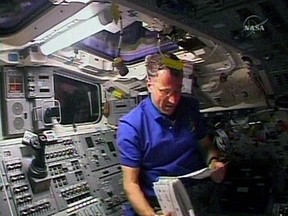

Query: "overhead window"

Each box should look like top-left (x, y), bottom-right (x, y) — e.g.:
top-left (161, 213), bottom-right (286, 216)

top-left (0, 0), bottom-right (52, 35)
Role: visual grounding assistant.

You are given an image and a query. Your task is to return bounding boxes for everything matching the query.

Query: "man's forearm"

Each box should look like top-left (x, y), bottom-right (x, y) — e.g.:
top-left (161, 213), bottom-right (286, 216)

top-left (124, 183), bottom-right (155, 216)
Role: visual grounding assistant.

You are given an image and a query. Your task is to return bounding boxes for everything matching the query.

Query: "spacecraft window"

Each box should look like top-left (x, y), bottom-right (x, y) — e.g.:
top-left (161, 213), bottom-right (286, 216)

top-left (54, 74), bottom-right (101, 125)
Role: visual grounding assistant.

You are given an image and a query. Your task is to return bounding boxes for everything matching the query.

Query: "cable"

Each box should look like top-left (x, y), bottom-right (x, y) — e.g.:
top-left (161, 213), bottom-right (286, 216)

top-left (114, 15), bottom-right (129, 76)
top-left (116, 16), bottom-right (123, 58)
top-left (157, 32), bottom-right (164, 56)
top-left (204, 43), bottom-right (219, 60)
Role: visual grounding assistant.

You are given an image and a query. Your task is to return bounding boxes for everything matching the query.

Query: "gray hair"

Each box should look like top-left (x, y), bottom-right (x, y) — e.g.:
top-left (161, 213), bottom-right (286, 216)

top-left (145, 53), bottom-right (183, 78)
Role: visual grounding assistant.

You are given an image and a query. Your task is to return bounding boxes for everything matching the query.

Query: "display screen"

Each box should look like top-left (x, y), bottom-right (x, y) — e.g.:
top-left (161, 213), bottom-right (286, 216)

top-left (107, 141), bottom-right (116, 152)
top-left (85, 137), bottom-right (94, 148)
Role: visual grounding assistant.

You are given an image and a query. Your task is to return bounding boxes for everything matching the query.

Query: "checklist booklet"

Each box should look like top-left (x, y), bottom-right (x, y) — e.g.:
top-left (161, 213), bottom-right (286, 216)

top-left (153, 167), bottom-right (215, 216)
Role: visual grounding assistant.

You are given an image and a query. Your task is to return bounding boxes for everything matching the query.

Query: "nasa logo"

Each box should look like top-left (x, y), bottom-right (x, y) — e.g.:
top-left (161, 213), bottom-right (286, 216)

top-left (242, 15), bottom-right (268, 37)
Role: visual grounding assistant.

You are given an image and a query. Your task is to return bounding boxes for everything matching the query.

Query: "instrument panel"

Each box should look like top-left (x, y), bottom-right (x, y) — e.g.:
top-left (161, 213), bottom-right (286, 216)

top-left (0, 128), bottom-right (126, 216)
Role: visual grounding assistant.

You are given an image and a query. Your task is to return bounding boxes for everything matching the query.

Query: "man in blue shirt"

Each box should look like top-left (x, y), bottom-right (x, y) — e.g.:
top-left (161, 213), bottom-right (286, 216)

top-left (117, 53), bottom-right (226, 216)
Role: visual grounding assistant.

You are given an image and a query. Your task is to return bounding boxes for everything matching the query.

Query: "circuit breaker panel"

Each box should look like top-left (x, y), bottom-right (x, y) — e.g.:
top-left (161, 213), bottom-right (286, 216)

top-left (2, 67), bottom-right (32, 135)
top-left (1, 67), bottom-right (58, 136)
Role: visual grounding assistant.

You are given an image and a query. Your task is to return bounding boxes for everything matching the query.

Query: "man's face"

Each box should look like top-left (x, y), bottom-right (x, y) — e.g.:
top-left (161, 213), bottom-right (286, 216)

top-left (148, 69), bottom-right (183, 115)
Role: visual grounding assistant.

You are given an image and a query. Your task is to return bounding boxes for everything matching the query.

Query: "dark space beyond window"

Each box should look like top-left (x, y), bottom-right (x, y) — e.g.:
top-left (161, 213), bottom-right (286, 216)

top-left (54, 74), bottom-right (101, 125)
top-left (0, 0), bottom-right (52, 35)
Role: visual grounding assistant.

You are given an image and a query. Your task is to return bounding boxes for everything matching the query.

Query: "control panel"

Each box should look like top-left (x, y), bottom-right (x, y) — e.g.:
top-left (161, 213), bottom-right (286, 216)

top-left (1, 67), bottom-right (56, 136)
top-left (107, 99), bottom-right (136, 125)
top-left (273, 203), bottom-right (288, 216)
top-left (0, 128), bottom-right (126, 216)
top-left (203, 108), bottom-right (288, 215)
top-left (24, 67), bottom-right (54, 99)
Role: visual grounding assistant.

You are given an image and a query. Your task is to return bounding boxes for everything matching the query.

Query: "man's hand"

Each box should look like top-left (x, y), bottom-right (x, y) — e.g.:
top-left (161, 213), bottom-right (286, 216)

top-left (155, 210), bottom-right (172, 216)
top-left (209, 160), bottom-right (227, 183)
top-left (155, 213), bottom-right (172, 216)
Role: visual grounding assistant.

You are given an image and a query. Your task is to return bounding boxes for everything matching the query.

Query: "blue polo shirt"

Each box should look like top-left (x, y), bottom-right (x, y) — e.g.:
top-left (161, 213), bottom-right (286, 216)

top-left (117, 96), bottom-right (207, 197)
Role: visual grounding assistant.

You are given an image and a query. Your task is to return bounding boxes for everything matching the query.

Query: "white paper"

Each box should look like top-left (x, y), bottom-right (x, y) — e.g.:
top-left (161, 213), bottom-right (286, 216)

top-left (177, 167), bottom-right (214, 179)
top-left (158, 167), bottom-right (214, 180)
